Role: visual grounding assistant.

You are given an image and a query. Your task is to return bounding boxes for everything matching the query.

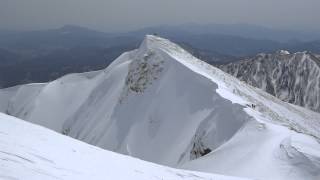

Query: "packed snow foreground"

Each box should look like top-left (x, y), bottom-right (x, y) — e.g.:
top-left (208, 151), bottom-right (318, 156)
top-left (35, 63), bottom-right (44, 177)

top-left (1, 35), bottom-right (320, 180)
top-left (0, 113), bottom-right (245, 180)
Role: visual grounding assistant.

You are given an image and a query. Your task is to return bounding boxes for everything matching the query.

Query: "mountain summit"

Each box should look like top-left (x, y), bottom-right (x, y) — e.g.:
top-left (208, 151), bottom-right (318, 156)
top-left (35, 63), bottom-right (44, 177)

top-left (1, 35), bottom-right (320, 180)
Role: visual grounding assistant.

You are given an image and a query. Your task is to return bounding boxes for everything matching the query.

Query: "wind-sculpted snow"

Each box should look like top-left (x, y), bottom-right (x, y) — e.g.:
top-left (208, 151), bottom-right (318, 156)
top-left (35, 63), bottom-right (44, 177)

top-left (183, 118), bottom-right (320, 180)
top-left (220, 51), bottom-right (320, 113)
top-left (0, 113), bottom-right (246, 180)
top-left (0, 36), bottom-right (320, 180)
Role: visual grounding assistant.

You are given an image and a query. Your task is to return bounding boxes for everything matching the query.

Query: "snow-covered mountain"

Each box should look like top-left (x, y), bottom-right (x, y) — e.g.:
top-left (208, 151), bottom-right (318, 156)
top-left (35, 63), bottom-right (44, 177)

top-left (1, 35), bottom-right (320, 180)
top-left (0, 113), bottom-right (246, 180)
top-left (220, 51), bottom-right (320, 113)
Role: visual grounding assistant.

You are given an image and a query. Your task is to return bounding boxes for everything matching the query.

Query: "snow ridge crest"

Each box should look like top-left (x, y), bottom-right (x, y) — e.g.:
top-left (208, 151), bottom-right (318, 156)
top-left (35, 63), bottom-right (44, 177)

top-left (139, 35), bottom-right (192, 59)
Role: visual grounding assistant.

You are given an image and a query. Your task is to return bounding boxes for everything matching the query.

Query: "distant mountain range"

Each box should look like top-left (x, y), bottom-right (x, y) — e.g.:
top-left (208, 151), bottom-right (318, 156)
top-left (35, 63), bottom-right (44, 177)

top-left (1, 24), bottom-right (320, 88)
top-left (140, 23), bottom-right (320, 42)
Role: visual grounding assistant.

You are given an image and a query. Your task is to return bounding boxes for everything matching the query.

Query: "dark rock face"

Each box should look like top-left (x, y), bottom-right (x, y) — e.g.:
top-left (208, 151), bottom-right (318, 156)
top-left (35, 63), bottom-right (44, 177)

top-left (220, 51), bottom-right (320, 113)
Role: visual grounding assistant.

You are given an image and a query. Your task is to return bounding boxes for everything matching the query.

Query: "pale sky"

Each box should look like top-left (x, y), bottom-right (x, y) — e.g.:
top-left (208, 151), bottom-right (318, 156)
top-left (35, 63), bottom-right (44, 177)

top-left (1, 0), bottom-right (320, 32)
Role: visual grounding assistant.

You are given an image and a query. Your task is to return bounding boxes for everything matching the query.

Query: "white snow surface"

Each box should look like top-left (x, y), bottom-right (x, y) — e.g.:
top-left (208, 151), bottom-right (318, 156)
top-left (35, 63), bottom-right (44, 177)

top-left (0, 35), bottom-right (320, 180)
top-left (0, 113), bottom-right (246, 180)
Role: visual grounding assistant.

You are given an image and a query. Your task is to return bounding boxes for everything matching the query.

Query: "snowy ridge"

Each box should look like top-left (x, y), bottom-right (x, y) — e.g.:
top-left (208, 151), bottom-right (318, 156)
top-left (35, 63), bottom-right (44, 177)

top-left (139, 36), bottom-right (320, 139)
top-left (0, 113), bottom-right (246, 180)
top-left (220, 51), bottom-right (320, 113)
top-left (0, 35), bottom-right (320, 179)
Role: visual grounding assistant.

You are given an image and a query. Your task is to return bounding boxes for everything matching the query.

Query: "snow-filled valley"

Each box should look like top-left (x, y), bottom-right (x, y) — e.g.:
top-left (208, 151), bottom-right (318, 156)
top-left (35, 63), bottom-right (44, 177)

top-left (0, 35), bottom-right (320, 180)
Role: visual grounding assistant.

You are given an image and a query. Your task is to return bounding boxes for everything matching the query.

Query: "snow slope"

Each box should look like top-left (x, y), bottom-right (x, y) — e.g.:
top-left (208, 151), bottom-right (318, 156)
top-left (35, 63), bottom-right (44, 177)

top-left (220, 51), bottom-right (320, 113)
top-left (0, 113), bottom-right (246, 180)
top-left (0, 35), bottom-right (320, 180)
top-left (182, 113), bottom-right (320, 180)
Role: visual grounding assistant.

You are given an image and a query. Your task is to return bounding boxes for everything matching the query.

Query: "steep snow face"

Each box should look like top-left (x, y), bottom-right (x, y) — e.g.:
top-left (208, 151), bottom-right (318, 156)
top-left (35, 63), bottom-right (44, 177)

top-left (0, 35), bottom-right (320, 180)
top-left (0, 36), bottom-right (252, 167)
top-left (0, 113), bottom-right (246, 180)
top-left (59, 36), bottom-right (252, 166)
top-left (220, 51), bottom-right (320, 113)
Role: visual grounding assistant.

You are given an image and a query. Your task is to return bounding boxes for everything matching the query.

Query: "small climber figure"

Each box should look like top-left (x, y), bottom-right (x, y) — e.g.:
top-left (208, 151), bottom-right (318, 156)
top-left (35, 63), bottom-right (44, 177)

top-left (246, 104), bottom-right (256, 109)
